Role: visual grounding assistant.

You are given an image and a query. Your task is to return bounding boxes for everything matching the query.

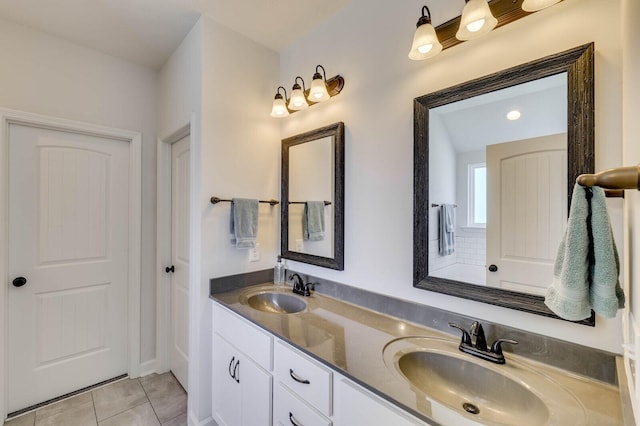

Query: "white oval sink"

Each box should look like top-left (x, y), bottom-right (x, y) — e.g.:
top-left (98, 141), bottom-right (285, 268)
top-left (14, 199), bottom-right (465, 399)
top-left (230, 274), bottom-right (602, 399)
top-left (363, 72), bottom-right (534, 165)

top-left (383, 337), bottom-right (585, 425)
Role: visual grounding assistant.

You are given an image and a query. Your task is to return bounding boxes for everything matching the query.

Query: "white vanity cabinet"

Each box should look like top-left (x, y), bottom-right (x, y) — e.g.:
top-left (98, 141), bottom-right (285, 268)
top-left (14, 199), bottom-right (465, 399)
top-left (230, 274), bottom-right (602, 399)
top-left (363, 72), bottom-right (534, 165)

top-left (212, 303), bottom-right (273, 426)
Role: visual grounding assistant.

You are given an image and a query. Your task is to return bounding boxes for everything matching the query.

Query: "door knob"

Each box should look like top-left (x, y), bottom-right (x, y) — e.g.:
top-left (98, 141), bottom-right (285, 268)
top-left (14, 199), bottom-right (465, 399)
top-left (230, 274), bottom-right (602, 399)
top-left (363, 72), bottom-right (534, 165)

top-left (165, 265), bottom-right (175, 273)
top-left (488, 264), bottom-right (498, 272)
top-left (12, 277), bottom-right (27, 287)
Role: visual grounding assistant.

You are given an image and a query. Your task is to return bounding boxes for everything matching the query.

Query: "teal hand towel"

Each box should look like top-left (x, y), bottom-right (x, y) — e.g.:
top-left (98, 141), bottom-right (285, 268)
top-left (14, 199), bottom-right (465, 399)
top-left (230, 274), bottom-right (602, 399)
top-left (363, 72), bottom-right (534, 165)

top-left (545, 184), bottom-right (625, 321)
top-left (545, 184), bottom-right (591, 321)
top-left (230, 198), bottom-right (259, 249)
top-left (303, 201), bottom-right (325, 241)
top-left (589, 187), bottom-right (625, 317)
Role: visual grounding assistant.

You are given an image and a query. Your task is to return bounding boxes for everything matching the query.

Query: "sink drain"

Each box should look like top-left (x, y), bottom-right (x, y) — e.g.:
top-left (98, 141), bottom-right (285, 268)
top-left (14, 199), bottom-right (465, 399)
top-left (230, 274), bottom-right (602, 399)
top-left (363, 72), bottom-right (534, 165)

top-left (462, 402), bottom-right (480, 415)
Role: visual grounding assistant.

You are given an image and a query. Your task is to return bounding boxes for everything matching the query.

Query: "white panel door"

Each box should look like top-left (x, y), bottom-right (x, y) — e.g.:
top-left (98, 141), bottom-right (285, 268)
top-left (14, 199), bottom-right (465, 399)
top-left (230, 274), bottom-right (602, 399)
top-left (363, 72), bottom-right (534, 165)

top-left (8, 124), bottom-right (130, 412)
top-left (486, 134), bottom-right (567, 294)
top-left (170, 135), bottom-right (190, 389)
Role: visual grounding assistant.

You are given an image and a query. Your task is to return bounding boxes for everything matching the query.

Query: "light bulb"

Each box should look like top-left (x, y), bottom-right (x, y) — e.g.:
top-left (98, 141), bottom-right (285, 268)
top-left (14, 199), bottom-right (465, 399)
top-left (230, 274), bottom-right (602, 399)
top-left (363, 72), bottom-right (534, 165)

top-left (466, 18), bottom-right (485, 32)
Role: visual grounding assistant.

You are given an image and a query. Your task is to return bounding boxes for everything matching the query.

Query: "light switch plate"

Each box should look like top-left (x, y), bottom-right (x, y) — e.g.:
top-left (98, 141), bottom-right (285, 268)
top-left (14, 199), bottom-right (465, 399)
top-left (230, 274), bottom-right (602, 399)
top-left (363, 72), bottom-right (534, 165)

top-left (249, 243), bottom-right (260, 262)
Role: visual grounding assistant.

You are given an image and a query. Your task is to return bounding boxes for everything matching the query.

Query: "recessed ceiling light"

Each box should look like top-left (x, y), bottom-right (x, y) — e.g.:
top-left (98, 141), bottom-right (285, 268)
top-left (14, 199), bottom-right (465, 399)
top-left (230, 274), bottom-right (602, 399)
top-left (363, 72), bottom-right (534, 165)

top-left (506, 110), bottom-right (521, 120)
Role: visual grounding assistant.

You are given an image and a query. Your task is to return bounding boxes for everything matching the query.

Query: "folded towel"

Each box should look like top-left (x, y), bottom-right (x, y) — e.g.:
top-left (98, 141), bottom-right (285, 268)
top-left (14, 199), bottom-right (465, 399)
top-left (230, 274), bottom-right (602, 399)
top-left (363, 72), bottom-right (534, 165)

top-left (589, 187), bottom-right (625, 317)
top-left (229, 198), bottom-right (259, 249)
top-left (303, 201), bottom-right (325, 241)
top-left (439, 204), bottom-right (455, 256)
top-left (545, 184), bottom-right (624, 320)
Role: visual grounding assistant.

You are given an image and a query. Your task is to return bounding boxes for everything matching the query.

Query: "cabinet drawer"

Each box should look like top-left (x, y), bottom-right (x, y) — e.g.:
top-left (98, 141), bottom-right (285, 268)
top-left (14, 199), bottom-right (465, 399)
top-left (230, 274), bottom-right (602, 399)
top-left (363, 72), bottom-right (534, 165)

top-left (275, 340), bottom-right (332, 416)
top-left (213, 302), bottom-right (273, 370)
top-left (274, 383), bottom-right (331, 426)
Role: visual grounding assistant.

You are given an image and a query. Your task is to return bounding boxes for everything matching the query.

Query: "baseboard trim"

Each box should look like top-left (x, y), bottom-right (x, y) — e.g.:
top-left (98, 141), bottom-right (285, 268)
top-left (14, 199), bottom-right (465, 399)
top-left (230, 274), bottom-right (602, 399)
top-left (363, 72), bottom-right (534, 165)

top-left (189, 411), bottom-right (215, 426)
top-left (139, 359), bottom-right (157, 377)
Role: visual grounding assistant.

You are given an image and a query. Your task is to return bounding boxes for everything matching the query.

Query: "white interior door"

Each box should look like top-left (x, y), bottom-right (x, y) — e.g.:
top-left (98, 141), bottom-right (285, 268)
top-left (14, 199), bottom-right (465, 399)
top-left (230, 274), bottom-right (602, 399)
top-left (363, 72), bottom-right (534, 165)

top-left (486, 134), bottom-right (567, 294)
top-left (8, 123), bottom-right (130, 412)
top-left (170, 135), bottom-right (190, 389)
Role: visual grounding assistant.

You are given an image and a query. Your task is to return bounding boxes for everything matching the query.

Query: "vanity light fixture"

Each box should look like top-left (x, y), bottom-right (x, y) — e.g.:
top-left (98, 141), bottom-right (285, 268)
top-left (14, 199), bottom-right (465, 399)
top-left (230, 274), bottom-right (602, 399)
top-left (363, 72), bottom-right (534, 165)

top-left (270, 86), bottom-right (289, 118)
top-left (270, 65), bottom-right (344, 118)
top-left (308, 65), bottom-right (331, 102)
top-left (456, 0), bottom-right (498, 41)
top-left (408, 6), bottom-right (443, 60)
top-left (289, 77), bottom-right (309, 110)
top-left (506, 110), bottom-right (521, 120)
top-left (522, 0), bottom-right (562, 12)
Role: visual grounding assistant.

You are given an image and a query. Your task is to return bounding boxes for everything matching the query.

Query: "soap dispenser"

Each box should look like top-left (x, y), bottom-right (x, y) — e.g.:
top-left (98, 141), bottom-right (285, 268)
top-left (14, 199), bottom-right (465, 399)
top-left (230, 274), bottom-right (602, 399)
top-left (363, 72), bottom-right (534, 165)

top-left (274, 256), bottom-right (286, 286)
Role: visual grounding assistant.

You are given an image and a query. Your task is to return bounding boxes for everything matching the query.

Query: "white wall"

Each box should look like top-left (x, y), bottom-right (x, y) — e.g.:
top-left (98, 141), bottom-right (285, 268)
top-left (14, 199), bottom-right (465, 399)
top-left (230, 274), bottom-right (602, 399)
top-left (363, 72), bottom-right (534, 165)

top-left (622, 0), bottom-right (640, 418)
top-left (193, 15), bottom-right (280, 423)
top-left (280, 0), bottom-right (624, 353)
top-left (0, 18), bottom-right (159, 363)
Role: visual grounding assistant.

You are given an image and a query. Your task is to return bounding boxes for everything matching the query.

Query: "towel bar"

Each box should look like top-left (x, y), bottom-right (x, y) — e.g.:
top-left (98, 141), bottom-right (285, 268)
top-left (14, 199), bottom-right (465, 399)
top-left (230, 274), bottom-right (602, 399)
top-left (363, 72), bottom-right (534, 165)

top-left (431, 203), bottom-right (457, 207)
top-left (289, 201), bottom-right (332, 206)
top-left (210, 196), bottom-right (279, 206)
top-left (576, 165), bottom-right (640, 192)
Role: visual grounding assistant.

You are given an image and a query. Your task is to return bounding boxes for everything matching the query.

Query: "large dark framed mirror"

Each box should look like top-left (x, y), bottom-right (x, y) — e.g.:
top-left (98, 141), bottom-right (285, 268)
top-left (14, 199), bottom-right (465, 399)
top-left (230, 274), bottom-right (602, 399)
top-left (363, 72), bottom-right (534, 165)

top-left (281, 122), bottom-right (345, 270)
top-left (414, 44), bottom-right (595, 325)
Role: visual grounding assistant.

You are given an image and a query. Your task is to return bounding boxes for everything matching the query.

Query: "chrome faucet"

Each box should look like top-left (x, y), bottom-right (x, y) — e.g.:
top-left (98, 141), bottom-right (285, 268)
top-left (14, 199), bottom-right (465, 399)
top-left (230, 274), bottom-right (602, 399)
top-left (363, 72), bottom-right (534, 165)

top-left (449, 321), bottom-right (518, 364)
top-left (288, 273), bottom-right (314, 297)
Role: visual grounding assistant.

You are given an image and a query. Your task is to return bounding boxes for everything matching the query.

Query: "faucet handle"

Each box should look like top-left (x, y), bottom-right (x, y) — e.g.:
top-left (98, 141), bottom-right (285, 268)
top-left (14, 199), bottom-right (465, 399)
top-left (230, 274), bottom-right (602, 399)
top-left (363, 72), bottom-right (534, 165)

top-left (490, 338), bottom-right (519, 356)
top-left (448, 322), bottom-right (472, 346)
top-left (470, 321), bottom-right (488, 351)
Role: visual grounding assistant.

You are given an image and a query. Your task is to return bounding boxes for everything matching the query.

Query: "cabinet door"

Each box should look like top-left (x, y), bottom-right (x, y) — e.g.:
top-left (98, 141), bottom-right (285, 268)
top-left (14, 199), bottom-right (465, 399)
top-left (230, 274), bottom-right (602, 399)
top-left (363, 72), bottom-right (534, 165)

top-left (238, 351), bottom-right (272, 426)
top-left (212, 333), bottom-right (242, 426)
top-left (334, 379), bottom-right (425, 426)
top-left (213, 333), bottom-right (272, 426)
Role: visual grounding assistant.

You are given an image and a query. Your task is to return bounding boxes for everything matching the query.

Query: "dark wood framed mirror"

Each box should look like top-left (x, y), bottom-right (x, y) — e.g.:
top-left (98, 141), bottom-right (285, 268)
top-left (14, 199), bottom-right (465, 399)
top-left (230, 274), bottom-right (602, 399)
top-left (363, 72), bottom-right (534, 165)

top-left (281, 122), bottom-right (345, 270)
top-left (414, 43), bottom-right (595, 325)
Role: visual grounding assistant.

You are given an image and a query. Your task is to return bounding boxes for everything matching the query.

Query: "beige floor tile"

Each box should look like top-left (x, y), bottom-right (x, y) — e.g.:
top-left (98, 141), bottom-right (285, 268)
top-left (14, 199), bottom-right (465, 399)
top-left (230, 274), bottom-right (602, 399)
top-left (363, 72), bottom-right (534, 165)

top-left (92, 379), bottom-right (148, 421)
top-left (34, 393), bottom-right (96, 426)
top-left (161, 413), bottom-right (187, 426)
top-left (98, 402), bottom-right (159, 426)
top-left (140, 373), bottom-right (187, 423)
top-left (3, 412), bottom-right (35, 426)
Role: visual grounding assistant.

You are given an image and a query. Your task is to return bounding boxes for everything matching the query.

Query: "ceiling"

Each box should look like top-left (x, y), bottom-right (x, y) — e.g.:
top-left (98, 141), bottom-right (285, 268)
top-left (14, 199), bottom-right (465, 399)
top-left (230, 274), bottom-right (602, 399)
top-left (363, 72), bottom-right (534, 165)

top-left (0, 0), bottom-right (354, 69)
top-left (431, 73), bottom-right (568, 152)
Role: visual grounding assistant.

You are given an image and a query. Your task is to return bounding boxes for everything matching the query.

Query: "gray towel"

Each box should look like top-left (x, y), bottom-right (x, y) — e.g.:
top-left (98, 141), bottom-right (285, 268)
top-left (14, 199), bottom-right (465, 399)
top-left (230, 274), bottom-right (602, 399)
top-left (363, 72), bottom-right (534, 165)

top-left (230, 198), bottom-right (259, 249)
top-left (545, 184), bottom-right (624, 320)
top-left (439, 204), bottom-right (455, 256)
top-left (303, 201), bottom-right (325, 241)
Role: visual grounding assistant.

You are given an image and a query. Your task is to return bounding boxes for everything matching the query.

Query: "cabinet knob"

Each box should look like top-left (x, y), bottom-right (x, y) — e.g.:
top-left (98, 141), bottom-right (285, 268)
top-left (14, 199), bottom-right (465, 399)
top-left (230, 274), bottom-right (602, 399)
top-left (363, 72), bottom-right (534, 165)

top-left (488, 264), bottom-right (498, 272)
top-left (165, 265), bottom-right (175, 273)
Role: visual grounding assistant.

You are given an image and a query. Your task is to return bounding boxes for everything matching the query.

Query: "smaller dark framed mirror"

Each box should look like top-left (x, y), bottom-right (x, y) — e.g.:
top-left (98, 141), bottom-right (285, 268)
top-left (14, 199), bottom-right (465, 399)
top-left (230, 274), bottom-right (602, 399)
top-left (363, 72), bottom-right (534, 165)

top-left (281, 122), bottom-right (345, 270)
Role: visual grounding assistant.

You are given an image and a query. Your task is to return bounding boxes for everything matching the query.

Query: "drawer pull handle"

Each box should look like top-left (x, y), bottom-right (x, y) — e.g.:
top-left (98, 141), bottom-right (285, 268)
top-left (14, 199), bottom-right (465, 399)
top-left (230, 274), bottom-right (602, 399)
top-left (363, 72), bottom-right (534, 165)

top-left (289, 369), bottom-right (310, 384)
top-left (289, 412), bottom-right (303, 426)
top-left (228, 356), bottom-right (236, 380)
top-left (233, 359), bottom-right (240, 383)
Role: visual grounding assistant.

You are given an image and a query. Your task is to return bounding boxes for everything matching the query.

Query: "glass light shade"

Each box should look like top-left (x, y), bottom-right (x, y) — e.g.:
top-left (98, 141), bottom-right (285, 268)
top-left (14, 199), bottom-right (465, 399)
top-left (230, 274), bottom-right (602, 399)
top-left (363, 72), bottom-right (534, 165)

top-left (522, 0), bottom-right (561, 11)
top-left (309, 77), bottom-right (330, 102)
top-left (408, 22), bottom-right (443, 60)
top-left (289, 87), bottom-right (309, 110)
top-left (456, 0), bottom-right (497, 41)
top-left (270, 97), bottom-right (289, 118)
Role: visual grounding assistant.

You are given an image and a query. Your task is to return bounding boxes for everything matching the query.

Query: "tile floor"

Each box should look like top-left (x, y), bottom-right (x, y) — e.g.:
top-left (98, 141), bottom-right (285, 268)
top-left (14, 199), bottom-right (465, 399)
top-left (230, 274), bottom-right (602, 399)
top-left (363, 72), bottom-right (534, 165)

top-left (3, 373), bottom-right (187, 426)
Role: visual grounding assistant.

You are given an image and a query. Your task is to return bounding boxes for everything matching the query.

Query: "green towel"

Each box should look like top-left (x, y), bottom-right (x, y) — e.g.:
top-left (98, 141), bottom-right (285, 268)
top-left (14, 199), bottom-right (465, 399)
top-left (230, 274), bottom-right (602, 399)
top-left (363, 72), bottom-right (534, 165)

top-left (545, 184), bottom-right (624, 321)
